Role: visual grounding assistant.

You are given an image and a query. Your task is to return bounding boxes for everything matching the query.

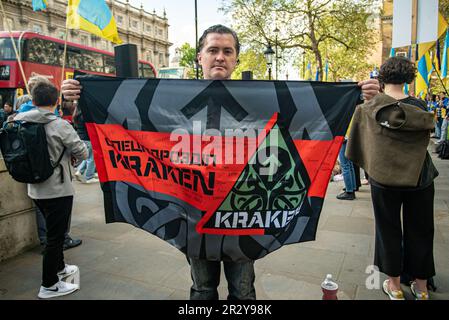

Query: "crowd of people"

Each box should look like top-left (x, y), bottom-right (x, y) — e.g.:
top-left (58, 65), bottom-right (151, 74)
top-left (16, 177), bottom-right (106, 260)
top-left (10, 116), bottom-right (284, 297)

top-left (0, 25), bottom-right (440, 301)
top-left (426, 93), bottom-right (449, 144)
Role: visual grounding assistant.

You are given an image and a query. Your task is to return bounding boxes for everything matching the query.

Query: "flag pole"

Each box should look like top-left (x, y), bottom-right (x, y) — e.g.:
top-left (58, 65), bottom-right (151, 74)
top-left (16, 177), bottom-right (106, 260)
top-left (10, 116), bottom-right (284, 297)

top-left (432, 61), bottom-right (449, 96)
top-left (59, 24), bottom-right (69, 105)
top-left (0, 0), bottom-right (30, 94)
top-left (411, 0), bottom-right (418, 96)
top-left (195, 0), bottom-right (199, 79)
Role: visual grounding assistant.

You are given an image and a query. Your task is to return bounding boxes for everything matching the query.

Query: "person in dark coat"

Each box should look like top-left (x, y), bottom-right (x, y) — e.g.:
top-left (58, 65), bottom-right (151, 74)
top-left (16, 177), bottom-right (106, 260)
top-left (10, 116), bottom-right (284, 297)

top-left (347, 57), bottom-right (438, 300)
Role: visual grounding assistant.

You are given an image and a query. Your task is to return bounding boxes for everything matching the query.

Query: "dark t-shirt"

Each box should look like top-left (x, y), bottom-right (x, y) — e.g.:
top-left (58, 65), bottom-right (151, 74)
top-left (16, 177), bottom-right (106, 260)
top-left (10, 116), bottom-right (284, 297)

top-left (369, 96), bottom-right (439, 190)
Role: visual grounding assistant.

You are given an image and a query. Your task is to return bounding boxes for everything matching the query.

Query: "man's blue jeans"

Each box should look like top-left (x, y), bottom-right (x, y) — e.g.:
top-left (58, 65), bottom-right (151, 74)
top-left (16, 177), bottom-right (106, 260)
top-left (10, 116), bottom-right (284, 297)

top-left (339, 140), bottom-right (356, 192)
top-left (439, 118), bottom-right (448, 143)
top-left (189, 258), bottom-right (256, 300)
top-left (77, 141), bottom-right (96, 180)
top-left (435, 119), bottom-right (443, 139)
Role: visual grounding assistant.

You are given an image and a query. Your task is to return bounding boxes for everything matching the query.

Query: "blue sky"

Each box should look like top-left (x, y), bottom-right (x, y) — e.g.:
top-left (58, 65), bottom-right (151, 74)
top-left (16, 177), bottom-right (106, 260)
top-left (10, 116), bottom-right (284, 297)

top-left (129, 0), bottom-right (228, 55)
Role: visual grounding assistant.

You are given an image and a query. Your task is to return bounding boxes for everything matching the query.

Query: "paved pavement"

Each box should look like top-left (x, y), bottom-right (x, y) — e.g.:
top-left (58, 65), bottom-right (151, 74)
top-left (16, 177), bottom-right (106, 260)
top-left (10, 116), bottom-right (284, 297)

top-left (0, 141), bottom-right (448, 300)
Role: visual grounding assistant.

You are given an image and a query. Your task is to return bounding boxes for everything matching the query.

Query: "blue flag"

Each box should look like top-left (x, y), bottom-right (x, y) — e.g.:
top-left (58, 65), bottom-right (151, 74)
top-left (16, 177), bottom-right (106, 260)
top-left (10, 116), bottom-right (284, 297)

top-left (32, 0), bottom-right (47, 11)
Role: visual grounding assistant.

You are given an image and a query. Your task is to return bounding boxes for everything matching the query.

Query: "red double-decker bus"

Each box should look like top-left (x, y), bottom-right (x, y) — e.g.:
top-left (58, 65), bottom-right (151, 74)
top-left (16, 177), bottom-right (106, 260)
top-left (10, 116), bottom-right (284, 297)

top-left (0, 31), bottom-right (157, 107)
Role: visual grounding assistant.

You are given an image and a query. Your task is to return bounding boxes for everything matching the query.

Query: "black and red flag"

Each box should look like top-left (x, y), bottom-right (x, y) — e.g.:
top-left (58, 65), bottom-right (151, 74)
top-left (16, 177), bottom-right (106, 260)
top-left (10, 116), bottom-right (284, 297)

top-left (78, 77), bottom-right (361, 262)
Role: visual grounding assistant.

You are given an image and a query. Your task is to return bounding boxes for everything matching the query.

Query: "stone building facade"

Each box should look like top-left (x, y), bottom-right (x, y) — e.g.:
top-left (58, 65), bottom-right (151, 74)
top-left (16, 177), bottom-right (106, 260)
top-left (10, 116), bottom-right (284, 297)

top-left (0, 0), bottom-right (172, 70)
top-left (381, 0), bottom-right (394, 61)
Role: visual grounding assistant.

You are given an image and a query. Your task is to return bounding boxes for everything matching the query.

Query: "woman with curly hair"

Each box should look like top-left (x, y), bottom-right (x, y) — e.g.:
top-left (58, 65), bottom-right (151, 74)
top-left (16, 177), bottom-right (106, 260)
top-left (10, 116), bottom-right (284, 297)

top-left (347, 56), bottom-right (438, 300)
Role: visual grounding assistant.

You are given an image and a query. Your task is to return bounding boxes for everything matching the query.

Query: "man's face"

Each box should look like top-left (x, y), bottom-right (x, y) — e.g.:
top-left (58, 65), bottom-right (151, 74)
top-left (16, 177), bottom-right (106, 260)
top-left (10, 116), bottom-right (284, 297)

top-left (198, 33), bottom-right (238, 80)
top-left (4, 104), bottom-right (12, 113)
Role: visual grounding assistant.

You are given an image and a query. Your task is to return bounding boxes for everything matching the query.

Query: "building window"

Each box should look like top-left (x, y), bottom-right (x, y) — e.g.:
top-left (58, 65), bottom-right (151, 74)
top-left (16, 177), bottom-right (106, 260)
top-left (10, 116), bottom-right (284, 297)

top-left (33, 24), bottom-right (42, 33)
top-left (158, 29), bottom-right (163, 37)
top-left (159, 53), bottom-right (164, 65)
top-left (6, 18), bottom-right (14, 29)
top-left (116, 15), bottom-right (123, 25)
top-left (131, 20), bottom-right (138, 29)
top-left (146, 24), bottom-right (152, 33)
top-left (146, 51), bottom-right (152, 62)
top-left (80, 35), bottom-right (88, 46)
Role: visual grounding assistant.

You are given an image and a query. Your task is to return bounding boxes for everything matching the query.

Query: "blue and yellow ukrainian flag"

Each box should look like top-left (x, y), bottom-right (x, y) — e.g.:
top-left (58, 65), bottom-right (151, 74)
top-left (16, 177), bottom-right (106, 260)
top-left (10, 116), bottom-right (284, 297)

top-left (389, 48), bottom-right (395, 58)
top-left (442, 29), bottom-right (449, 79)
top-left (324, 60), bottom-right (329, 81)
top-left (416, 50), bottom-right (432, 98)
top-left (67, 0), bottom-right (122, 44)
top-left (32, 0), bottom-right (47, 11)
top-left (304, 62), bottom-right (312, 81)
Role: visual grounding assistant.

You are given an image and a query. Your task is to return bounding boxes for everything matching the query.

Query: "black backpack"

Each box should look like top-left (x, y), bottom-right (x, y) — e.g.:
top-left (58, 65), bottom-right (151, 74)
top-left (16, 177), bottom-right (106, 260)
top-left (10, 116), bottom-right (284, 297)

top-left (0, 120), bottom-right (66, 184)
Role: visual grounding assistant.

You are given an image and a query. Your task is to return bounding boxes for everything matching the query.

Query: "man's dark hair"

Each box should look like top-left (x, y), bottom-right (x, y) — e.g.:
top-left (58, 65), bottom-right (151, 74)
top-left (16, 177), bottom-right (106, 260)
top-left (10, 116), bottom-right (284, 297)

top-left (32, 81), bottom-right (59, 107)
top-left (378, 56), bottom-right (417, 85)
top-left (198, 24), bottom-right (240, 55)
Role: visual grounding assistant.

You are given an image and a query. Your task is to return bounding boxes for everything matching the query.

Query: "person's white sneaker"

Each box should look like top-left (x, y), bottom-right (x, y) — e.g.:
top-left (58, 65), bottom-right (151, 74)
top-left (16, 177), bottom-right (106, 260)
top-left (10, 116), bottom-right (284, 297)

top-left (74, 171), bottom-right (82, 181)
top-left (75, 171), bottom-right (87, 183)
top-left (57, 264), bottom-right (79, 280)
top-left (85, 177), bottom-right (99, 184)
top-left (37, 280), bottom-right (79, 299)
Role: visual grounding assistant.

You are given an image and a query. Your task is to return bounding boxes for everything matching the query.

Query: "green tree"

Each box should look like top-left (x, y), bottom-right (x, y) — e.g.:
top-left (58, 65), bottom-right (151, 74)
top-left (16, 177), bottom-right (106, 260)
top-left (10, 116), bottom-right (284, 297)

top-left (231, 50), bottom-right (269, 79)
top-left (178, 43), bottom-right (200, 79)
top-left (222, 0), bottom-right (378, 81)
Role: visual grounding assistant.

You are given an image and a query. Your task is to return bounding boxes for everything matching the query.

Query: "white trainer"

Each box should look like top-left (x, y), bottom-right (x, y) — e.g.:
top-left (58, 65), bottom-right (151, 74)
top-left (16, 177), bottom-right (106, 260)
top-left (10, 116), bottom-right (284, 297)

top-left (85, 177), bottom-right (100, 184)
top-left (57, 264), bottom-right (79, 280)
top-left (37, 280), bottom-right (79, 299)
top-left (74, 171), bottom-right (87, 183)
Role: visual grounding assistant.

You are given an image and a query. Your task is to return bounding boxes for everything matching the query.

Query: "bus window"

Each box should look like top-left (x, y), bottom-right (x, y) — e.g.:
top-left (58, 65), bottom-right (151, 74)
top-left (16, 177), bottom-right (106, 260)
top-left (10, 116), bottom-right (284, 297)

top-left (25, 38), bottom-right (59, 66)
top-left (67, 47), bottom-right (83, 69)
top-left (142, 63), bottom-right (155, 78)
top-left (158, 67), bottom-right (187, 79)
top-left (0, 38), bottom-right (22, 60)
top-left (103, 54), bottom-right (115, 74)
top-left (82, 50), bottom-right (104, 73)
top-left (0, 88), bottom-right (16, 111)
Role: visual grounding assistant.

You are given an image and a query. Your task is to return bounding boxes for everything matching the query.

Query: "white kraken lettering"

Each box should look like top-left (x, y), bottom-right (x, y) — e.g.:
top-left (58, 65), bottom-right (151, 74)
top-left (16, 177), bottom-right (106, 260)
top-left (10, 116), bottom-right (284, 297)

top-left (215, 207), bottom-right (303, 229)
top-left (247, 212), bottom-right (264, 228)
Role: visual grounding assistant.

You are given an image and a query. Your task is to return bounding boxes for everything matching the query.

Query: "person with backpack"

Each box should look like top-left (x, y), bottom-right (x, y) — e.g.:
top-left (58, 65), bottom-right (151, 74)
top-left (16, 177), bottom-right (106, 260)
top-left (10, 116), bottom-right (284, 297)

top-left (11, 81), bottom-right (88, 299)
top-left (16, 76), bottom-right (83, 251)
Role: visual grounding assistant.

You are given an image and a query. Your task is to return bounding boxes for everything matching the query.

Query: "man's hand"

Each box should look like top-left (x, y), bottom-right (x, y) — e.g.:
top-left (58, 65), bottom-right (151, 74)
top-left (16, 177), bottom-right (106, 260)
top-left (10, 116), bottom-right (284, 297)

top-left (61, 79), bottom-right (82, 101)
top-left (358, 79), bottom-right (380, 102)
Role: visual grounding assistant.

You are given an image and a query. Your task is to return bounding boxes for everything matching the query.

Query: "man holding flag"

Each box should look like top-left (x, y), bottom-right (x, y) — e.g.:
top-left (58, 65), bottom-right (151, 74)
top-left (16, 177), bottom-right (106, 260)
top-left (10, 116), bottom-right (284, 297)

top-left (61, 14), bottom-right (380, 298)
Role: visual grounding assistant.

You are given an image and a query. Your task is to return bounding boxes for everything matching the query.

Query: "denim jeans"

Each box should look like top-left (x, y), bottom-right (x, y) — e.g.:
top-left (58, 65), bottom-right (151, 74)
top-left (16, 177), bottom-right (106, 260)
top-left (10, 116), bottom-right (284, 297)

top-left (439, 118), bottom-right (448, 143)
top-left (77, 141), bottom-right (96, 180)
top-left (189, 258), bottom-right (256, 300)
top-left (435, 119), bottom-right (443, 139)
top-left (339, 140), bottom-right (356, 192)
